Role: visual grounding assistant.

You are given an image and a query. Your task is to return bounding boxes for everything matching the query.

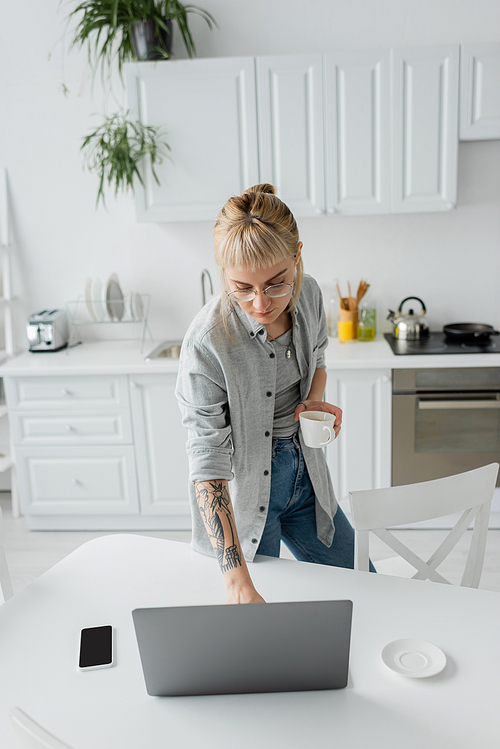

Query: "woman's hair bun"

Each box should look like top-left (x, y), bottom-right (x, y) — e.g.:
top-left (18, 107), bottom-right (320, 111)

top-left (242, 183), bottom-right (277, 197)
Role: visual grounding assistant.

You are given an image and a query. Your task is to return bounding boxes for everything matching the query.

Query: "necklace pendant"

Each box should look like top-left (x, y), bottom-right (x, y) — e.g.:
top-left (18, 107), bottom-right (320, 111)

top-left (286, 348), bottom-right (291, 359)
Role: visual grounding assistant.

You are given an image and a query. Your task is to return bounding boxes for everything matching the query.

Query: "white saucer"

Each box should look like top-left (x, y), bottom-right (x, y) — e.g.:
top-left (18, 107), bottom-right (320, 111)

top-left (381, 639), bottom-right (446, 678)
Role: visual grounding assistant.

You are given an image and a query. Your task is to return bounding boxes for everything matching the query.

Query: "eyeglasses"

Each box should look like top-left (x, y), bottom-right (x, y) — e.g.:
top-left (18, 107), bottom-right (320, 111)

top-left (227, 282), bottom-right (294, 303)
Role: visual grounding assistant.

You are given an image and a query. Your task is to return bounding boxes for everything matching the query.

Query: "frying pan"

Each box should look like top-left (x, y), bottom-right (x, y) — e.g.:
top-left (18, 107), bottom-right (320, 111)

top-left (443, 323), bottom-right (500, 343)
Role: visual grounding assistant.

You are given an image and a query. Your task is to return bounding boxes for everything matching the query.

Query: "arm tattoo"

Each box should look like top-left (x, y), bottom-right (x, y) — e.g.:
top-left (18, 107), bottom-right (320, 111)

top-left (196, 481), bottom-right (242, 572)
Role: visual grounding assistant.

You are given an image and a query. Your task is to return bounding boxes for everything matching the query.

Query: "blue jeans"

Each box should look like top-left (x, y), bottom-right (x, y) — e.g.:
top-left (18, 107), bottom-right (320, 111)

top-left (257, 435), bottom-right (376, 572)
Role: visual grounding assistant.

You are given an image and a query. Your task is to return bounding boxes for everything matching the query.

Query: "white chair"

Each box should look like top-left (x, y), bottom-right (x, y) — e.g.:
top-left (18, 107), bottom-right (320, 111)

top-left (0, 505), bottom-right (14, 603)
top-left (349, 463), bottom-right (499, 588)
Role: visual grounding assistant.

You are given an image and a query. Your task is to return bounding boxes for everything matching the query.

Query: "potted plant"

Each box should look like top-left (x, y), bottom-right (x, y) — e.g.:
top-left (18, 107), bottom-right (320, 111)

top-left (81, 109), bottom-right (171, 206)
top-left (68, 0), bottom-right (217, 76)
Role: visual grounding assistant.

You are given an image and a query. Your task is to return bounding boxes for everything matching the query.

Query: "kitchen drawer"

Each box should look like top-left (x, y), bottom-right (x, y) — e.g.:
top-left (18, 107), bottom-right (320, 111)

top-left (16, 446), bottom-right (139, 515)
top-left (4, 376), bottom-right (129, 411)
top-left (10, 411), bottom-right (133, 445)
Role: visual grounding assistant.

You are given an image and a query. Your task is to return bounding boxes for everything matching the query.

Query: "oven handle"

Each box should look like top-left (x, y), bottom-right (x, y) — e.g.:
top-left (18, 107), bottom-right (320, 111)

top-left (418, 399), bottom-right (500, 410)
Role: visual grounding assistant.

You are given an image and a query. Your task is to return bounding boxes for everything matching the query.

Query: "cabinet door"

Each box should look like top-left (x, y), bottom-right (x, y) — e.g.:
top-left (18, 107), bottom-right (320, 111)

top-left (326, 369), bottom-right (391, 512)
top-left (256, 55), bottom-right (325, 216)
top-left (324, 49), bottom-right (391, 215)
top-left (391, 45), bottom-right (459, 213)
top-left (4, 375), bottom-right (129, 411)
top-left (129, 374), bottom-right (190, 518)
top-left (16, 446), bottom-right (139, 515)
top-left (126, 58), bottom-right (259, 222)
top-left (460, 43), bottom-right (500, 140)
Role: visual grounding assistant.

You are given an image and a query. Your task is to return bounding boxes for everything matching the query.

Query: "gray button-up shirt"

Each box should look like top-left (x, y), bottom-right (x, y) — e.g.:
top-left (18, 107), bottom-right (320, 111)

top-left (175, 274), bottom-right (338, 563)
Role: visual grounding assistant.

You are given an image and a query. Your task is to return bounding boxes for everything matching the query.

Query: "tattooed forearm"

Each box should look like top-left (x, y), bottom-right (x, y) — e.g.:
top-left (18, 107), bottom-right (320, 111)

top-left (195, 480), bottom-right (242, 573)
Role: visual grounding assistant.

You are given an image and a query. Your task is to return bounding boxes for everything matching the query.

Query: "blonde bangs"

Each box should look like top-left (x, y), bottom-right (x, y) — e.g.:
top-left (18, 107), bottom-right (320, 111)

top-left (217, 223), bottom-right (291, 273)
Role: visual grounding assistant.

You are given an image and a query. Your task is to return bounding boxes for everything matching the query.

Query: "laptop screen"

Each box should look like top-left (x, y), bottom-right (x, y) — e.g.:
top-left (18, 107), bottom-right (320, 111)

top-left (132, 599), bottom-right (353, 696)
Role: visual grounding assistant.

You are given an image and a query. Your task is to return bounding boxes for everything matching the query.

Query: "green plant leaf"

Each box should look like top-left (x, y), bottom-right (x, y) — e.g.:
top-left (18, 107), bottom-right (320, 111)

top-left (81, 109), bottom-right (171, 207)
top-left (66, 0), bottom-right (217, 76)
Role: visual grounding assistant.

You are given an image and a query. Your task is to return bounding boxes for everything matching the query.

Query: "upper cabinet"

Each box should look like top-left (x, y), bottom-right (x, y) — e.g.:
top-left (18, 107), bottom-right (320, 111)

top-left (460, 43), bottom-right (500, 140)
top-left (256, 55), bottom-right (325, 217)
top-left (126, 58), bottom-right (259, 222)
top-left (391, 46), bottom-right (459, 213)
top-left (324, 49), bottom-right (391, 215)
top-left (125, 43), bottom-right (479, 222)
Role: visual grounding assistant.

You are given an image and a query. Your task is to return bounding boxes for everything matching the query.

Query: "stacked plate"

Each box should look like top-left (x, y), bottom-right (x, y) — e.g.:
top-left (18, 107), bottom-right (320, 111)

top-left (83, 275), bottom-right (144, 322)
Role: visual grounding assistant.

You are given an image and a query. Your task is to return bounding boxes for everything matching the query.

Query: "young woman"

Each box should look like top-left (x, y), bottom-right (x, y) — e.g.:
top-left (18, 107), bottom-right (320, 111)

top-left (176, 183), bottom-right (373, 604)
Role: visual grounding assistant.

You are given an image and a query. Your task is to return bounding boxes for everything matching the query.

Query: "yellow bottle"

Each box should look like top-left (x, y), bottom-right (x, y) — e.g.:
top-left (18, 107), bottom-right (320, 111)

top-left (338, 320), bottom-right (354, 341)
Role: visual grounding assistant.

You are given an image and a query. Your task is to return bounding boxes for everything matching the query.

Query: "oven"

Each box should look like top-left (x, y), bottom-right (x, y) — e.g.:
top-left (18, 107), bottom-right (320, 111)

top-left (392, 368), bottom-right (500, 486)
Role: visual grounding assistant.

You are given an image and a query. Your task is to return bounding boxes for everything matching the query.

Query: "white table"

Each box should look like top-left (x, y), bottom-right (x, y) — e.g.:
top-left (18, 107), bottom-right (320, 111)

top-left (0, 535), bottom-right (499, 749)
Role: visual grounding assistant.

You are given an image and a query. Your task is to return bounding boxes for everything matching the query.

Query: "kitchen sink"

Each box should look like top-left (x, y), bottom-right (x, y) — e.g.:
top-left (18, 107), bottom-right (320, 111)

top-left (144, 340), bottom-right (183, 360)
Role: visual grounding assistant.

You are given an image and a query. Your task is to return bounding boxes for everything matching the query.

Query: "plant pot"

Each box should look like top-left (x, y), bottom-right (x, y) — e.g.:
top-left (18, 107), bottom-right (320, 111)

top-left (130, 19), bottom-right (173, 61)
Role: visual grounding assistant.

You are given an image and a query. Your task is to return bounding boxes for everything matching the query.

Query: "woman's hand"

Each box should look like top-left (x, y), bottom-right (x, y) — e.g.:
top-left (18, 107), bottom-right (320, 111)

top-left (226, 582), bottom-right (266, 605)
top-left (294, 400), bottom-right (343, 439)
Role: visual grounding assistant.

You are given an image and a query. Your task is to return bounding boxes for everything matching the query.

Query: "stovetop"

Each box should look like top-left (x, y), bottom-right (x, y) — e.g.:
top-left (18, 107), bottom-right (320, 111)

top-left (384, 332), bottom-right (500, 355)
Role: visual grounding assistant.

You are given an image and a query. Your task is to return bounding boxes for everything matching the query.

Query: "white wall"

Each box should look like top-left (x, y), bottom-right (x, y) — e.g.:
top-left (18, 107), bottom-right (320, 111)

top-left (0, 0), bottom-right (499, 349)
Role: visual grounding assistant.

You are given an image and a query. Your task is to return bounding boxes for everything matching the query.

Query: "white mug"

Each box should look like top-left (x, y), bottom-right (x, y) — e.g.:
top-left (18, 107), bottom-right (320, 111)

top-left (299, 410), bottom-right (336, 448)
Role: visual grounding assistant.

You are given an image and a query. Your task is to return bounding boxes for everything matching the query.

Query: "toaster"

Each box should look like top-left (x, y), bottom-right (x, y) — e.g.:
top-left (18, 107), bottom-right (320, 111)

top-left (27, 309), bottom-right (70, 352)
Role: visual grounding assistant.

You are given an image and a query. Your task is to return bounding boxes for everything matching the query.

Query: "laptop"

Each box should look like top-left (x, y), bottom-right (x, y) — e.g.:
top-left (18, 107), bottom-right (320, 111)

top-left (132, 599), bottom-right (353, 696)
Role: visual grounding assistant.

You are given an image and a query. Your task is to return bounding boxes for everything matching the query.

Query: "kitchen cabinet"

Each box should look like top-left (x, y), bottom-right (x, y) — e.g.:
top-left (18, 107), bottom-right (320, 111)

top-left (324, 49), bottom-right (391, 215)
top-left (125, 57), bottom-right (259, 222)
top-left (129, 374), bottom-right (190, 523)
top-left (391, 45), bottom-right (459, 213)
top-left (127, 44), bottom-right (461, 221)
top-left (460, 43), bottom-right (500, 140)
top-left (2, 361), bottom-right (392, 530)
top-left (3, 375), bottom-right (140, 523)
top-left (16, 446), bottom-right (139, 517)
top-left (256, 54), bottom-right (325, 217)
top-left (4, 342), bottom-right (499, 530)
top-left (3, 370), bottom-right (191, 529)
top-left (326, 368), bottom-right (392, 512)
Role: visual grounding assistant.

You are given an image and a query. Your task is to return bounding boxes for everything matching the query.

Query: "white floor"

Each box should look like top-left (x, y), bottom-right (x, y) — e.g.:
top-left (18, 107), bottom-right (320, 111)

top-left (1, 493), bottom-right (499, 594)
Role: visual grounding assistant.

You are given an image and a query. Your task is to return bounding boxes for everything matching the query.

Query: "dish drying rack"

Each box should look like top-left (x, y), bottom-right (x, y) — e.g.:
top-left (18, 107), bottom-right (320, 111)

top-left (65, 293), bottom-right (152, 354)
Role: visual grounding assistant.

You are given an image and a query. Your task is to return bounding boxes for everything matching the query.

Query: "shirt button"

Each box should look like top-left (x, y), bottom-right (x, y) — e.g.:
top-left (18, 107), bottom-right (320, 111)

top-left (258, 329), bottom-right (265, 335)
top-left (265, 431), bottom-right (270, 437)
top-left (264, 470), bottom-right (269, 476)
top-left (266, 391), bottom-right (272, 397)
top-left (269, 352), bottom-right (275, 359)
top-left (259, 506), bottom-right (265, 512)
top-left (252, 538), bottom-right (258, 544)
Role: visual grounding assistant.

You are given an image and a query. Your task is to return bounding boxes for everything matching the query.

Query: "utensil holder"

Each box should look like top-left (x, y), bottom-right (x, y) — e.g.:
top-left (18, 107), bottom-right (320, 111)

top-left (338, 308), bottom-right (358, 341)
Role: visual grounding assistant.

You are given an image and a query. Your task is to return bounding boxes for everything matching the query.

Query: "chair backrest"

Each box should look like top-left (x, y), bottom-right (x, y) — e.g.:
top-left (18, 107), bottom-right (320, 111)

top-left (0, 505), bottom-right (14, 603)
top-left (348, 463), bottom-right (499, 588)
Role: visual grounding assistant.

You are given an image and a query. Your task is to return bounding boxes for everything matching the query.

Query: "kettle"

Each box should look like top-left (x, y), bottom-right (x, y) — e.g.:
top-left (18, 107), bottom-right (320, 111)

top-left (387, 297), bottom-right (429, 340)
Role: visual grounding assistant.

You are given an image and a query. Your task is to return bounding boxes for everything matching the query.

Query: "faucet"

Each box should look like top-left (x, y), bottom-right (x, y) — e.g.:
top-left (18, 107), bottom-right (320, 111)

top-left (201, 269), bottom-right (214, 307)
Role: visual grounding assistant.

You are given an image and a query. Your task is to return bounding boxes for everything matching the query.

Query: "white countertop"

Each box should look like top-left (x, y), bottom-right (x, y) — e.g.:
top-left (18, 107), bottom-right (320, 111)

top-left (1, 337), bottom-right (500, 376)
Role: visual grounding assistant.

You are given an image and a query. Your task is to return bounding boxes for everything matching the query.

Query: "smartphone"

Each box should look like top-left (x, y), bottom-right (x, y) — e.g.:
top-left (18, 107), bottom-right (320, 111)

top-left (79, 625), bottom-right (113, 670)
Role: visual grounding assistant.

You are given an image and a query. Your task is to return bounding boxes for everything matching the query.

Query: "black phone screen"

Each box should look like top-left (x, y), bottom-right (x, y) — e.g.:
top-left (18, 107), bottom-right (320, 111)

top-left (79, 625), bottom-right (113, 668)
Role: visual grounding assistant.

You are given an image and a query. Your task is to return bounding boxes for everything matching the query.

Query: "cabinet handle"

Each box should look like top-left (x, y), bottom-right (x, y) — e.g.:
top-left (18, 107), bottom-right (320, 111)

top-left (65, 425), bottom-right (75, 432)
top-left (328, 207), bottom-right (336, 214)
top-left (315, 208), bottom-right (323, 215)
top-left (72, 478), bottom-right (81, 486)
top-left (446, 203), bottom-right (455, 210)
top-left (130, 381), bottom-right (138, 389)
top-left (61, 388), bottom-right (71, 396)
